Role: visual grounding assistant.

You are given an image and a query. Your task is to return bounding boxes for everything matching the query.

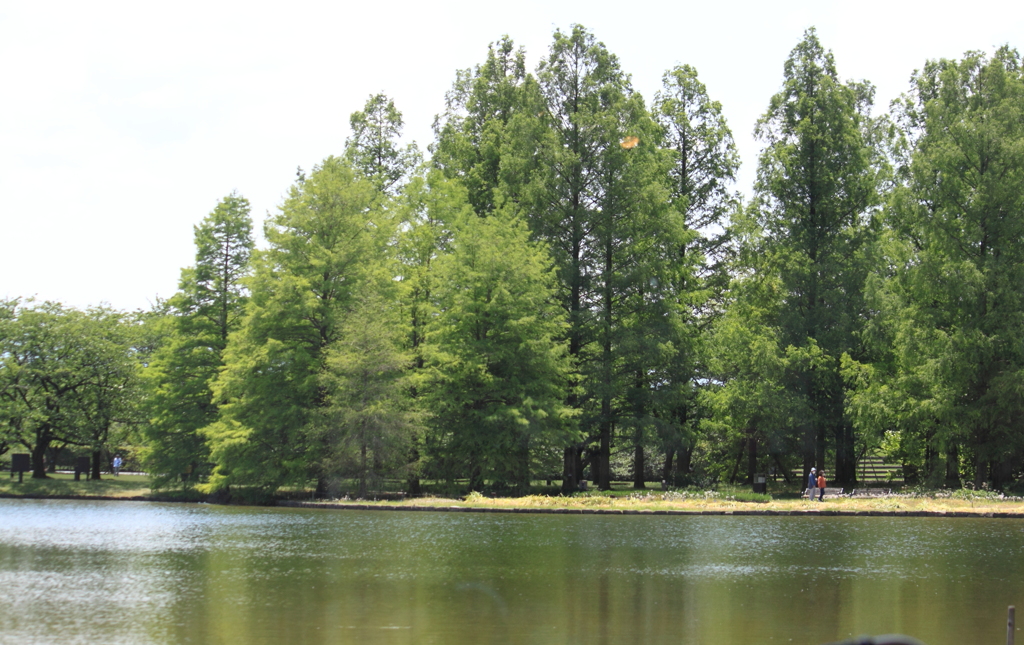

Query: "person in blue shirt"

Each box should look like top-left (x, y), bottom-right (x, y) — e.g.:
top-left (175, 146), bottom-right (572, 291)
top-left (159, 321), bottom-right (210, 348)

top-left (807, 467), bottom-right (817, 501)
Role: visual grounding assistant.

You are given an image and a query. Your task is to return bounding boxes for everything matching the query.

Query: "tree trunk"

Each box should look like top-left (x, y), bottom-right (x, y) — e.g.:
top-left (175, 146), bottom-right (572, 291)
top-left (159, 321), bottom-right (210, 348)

top-left (469, 465), bottom-right (484, 492)
top-left (47, 445), bottom-right (62, 473)
top-left (633, 442), bottom-right (645, 489)
top-left (406, 441), bottom-right (421, 495)
top-left (597, 230), bottom-right (614, 492)
top-left (729, 443), bottom-right (744, 484)
top-left (746, 428), bottom-right (757, 484)
top-left (973, 453), bottom-right (987, 489)
top-left (677, 446), bottom-right (693, 484)
top-left (815, 424), bottom-right (826, 479)
top-left (772, 454), bottom-right (792, 483)
top-left (91, 450), bottom-right (103, 480)
top-left (802, 420), bottom-right (815, 482)
top-left (923, 429), bottom-right (935, 482)
top-left (992, 457), bottom-right (1014, 490)
top-left (561, 446), bottom-right (578, 492)
top-left (662, 449), bottom-right (674, 484)
top-left (945, 444), bottom-right (961, 486)
top-left (359, 440), bottom-right (368, 498)
top-left (834, 422), bottom-right (856, 487)
top-left (31, 438), bottom-right (49, 479)
top-left (597, 416), bottom-right (612, 490)
top-left (512, 434), bottom-right (530, 494)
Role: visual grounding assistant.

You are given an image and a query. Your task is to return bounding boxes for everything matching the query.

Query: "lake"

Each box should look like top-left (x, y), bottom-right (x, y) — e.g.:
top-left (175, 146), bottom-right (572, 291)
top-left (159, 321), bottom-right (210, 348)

top-left (0, 499), bottom-right (1021, 644)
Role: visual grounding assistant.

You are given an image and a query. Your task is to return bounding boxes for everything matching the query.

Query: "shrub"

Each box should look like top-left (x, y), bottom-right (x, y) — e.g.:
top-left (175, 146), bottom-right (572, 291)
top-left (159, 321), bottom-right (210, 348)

top-left (728, 491), bottom-right (772, 503)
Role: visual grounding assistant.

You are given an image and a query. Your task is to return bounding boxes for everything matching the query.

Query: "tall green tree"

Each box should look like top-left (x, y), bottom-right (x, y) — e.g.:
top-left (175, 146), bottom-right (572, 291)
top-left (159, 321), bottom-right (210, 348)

top-left (0, 299), bottom-right (19, 459)
top-left (702, 240), bottom-right (825, 485)
top-left (345, 93), bottom-right (420, 195)
top-left (850, 47), bottom-right (1024, 488)
top-left (653, 64), bottom-right (740, 284)
top-left (423, 209), bottom-right (576, 492)
top-left (431, 36), bottom-right (540, 216)
top-left (204, 158), bottom-right (390, 496)
top-left (514, 25), bottom-right (691, 490)
top-left (393, 169), bottom-right (474, 492)
top-left (74, 308), bottom-right (144, 479)
top-left (743, 28), bottom-right (879, 485)
top-left (142, 193), bottom-right (254, 488)
top-left (651, 64), bottom-right (741, 484)
top-left (314, 292), bottom-right (419, 497)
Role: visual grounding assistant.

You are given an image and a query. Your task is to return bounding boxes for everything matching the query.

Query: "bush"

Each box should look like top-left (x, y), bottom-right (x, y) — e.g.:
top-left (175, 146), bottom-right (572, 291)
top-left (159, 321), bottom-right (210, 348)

top-left (950, 487), bottom-right (1000, 501)
top-left (728, 491), bottom-right (772, 503)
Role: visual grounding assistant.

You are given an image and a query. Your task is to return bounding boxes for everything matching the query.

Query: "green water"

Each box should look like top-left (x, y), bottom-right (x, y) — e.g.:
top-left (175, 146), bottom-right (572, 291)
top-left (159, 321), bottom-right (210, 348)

top-left (0, 499), bottom-right (1021, 645)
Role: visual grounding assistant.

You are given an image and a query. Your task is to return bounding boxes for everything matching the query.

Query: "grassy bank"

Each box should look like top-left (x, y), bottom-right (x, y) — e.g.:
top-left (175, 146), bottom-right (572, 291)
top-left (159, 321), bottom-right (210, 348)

top-left (1, 473), bottom-right (170, 499)
top-left (314, 490), bottom-right (1024, 516)
top-left (5, 475), bottom-right (1024, 515)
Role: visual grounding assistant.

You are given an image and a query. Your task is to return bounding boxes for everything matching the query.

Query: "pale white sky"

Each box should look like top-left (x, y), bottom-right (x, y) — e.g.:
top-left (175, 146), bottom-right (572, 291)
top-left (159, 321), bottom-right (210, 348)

top-left (2, 0), bottom-right (1022, 312)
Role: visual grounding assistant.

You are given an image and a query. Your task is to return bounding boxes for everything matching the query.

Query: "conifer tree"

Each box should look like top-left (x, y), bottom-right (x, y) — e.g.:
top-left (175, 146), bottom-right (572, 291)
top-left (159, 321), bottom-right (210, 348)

top-left (431, 36), bottom-right (540, 216)
top-left (203, 159), bottom-right (389, 496)
top-left (141, 192), bottom-right (254, 489)
top-left (345, 93), bottom-right (420, 195)
top-left (850, 48), bottom-right (1024, 487)
top-left (652, 64), bottom-right (741, 484)
top-left (423, 210), bottom-right (575, 492)
top-left (733, 28), bottom-right (879, 485)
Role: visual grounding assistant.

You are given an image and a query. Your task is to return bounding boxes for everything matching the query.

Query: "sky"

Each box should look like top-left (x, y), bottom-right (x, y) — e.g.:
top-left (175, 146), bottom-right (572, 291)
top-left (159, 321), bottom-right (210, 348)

top-left (2, 0), bottom-right (1022, 312)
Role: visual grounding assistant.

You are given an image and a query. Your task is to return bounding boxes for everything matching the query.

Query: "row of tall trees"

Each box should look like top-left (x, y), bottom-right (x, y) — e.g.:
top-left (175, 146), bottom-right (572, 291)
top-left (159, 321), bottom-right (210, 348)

top-left (5, 26), bottom-right (1023, 493)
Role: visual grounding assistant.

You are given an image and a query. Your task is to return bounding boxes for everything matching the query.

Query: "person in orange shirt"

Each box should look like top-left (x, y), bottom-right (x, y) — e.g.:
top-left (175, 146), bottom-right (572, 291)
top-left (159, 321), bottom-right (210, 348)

top-left (816, 471), bottom-right (826, 501)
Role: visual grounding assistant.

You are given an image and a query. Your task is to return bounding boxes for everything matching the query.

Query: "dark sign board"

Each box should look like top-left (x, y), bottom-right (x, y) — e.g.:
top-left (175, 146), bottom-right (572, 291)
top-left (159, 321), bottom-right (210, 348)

top-left (11, 454), bottom-right (29, 473)
top-left (74, 456), bottom-right (91, 481)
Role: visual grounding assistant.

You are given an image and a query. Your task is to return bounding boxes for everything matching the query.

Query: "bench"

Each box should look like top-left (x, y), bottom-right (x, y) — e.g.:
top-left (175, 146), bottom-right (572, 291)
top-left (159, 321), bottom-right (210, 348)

top-left (802, 487), bottom-right (844, 499)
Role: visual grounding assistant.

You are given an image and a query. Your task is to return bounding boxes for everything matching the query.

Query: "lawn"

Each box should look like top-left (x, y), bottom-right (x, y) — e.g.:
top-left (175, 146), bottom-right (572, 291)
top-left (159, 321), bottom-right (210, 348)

top-left (4, 474), bottom-right (1024, 516)
top-left (0, 472), bottom-right (153, 498)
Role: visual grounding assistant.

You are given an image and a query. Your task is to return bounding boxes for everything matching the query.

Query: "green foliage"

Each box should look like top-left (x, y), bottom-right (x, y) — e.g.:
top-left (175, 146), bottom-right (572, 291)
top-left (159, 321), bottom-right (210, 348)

top-left (0, 301), bottom-right (142, 478)
top-left (653, 63), bottom-right (740, 281)
top-left (423, 210), bottom-right (577, 493)
top-left (12, 26), bottom-right (1024, 498)
top-left (431, 35), bottom-right (539, 216)
top-left (314, 292), bottom-right (420, 496)
top-left (345, 93), bottom-right (421, 195)
top-left (204, 157), bottom-right (389, 494)
top-left (852, 47), bottom-right (1024, 488)
top-left (719, 28), bottom-right (880, 485)
top-left (142, 193), bottom-right (253, 489)
top-left (728, 491), bottom-right (773, 503)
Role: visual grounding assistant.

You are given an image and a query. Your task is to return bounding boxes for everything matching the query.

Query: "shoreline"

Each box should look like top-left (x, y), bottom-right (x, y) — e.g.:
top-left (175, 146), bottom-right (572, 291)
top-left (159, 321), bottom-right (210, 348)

top-left (0, 492), bottom-right (196, 503)
top-left (5, 483), bottom-right (1024, 518)
top-left (276, 500), bottom-right (1024, 518)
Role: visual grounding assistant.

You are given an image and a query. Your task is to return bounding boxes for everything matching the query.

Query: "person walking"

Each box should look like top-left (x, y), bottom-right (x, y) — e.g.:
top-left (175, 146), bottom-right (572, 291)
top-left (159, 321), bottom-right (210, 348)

top-left (817, 471), bottom-right (827, 502)
top-left (807, 467), bottom-right (817, 501)
top-left (112, 455), bottom-right (122, 477)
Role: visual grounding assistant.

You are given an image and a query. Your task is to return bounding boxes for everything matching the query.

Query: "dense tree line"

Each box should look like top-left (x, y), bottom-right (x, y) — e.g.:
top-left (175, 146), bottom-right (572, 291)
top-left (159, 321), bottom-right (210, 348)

top-left (3, 27), bottom-right (1024, 494)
